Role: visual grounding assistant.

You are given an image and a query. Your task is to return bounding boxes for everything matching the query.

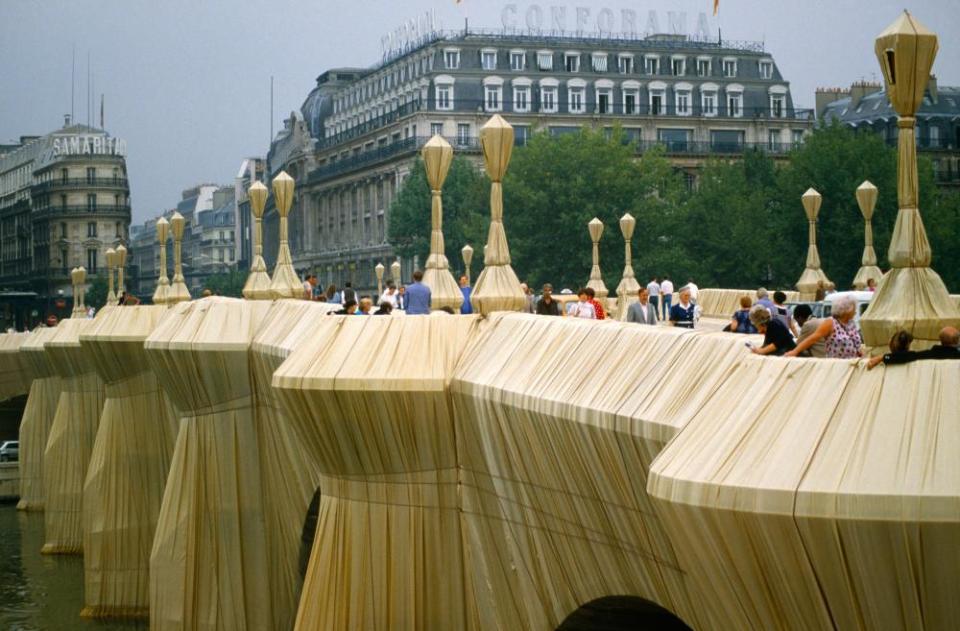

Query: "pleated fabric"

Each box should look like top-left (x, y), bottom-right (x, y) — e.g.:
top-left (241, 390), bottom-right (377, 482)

top-left (146, 297), bottom-right (332, 631)
top-left (79, 305), bottom-right (180, 618)
top-left (860, 266), bottom-right (960, 345)
top-left (0, 331), bottom-right (30, 401)
top-left (17, 328), bottom-right (61, 511)
top-left (273, 314), bottom-right (482, 631)
top-left (42, 319), bottom-right (105, 554)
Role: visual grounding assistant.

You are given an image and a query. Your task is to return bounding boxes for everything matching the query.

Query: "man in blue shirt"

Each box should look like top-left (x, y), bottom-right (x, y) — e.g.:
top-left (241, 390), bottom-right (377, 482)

top-left (404, 270), bottom-right (432, 314)
top-left (459, 275), bottom-right (473, 314)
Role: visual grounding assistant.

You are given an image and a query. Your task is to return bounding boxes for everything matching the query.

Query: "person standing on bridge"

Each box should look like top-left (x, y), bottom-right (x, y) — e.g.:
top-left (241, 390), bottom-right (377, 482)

top-left (627, 287), bottom-right (658, 325)
top-left (669, 287), bottom-right (695, 329)
top-left (660, 276), bottom-right (674, 320)
top-left (404, 270), bottom-right (432, 315)
top-left (646, 277), bottom-right (660, 316)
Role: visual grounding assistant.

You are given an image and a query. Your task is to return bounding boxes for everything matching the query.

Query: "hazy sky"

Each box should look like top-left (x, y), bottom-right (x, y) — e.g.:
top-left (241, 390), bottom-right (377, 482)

top-left (2, 0), bottom-right (958, 224)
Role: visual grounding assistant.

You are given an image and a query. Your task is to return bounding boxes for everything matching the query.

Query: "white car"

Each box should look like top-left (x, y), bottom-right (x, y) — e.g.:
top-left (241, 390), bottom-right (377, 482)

top-left (821, 291), bottom-right (875, 326)
top-left (0, 440), bottom-right (18, 462)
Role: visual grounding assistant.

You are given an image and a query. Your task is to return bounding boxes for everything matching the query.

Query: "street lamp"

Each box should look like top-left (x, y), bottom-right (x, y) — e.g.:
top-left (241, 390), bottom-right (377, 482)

top-left (242, 180), bottom-right (271, 300)
top-left (375, 262), bottom-right (384, 297)
top-left (269, 171), bottom-right (302, 299)
top-left (420, 134), bottom-right (462, 311)
top-left (105, 247), bottom-right (117, 305)
top-left (168, 211), bottom-right (191, 303)
top-left (615, 213), bottom-right (640, 319)
top-left (461, 244), bottom-right (473, 285)
top-left (153, 217), bottom-right (170, 305)
top-left (852, 181), bottom-right (882, 290)
top-left (115, 244), bottom-right (127, 299)
top-left (794, 188), bottom-right (831, 299)
top-left (587, 217), bottom-right (608, 300)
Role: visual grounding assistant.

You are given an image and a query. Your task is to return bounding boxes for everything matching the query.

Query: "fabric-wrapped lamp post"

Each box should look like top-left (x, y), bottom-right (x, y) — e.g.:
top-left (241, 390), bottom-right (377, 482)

top-left (269, 171), bottom-right (303, 299)
top-left (391, 259), bottom-right (401, 285)
top-left (243, 181), bottom-right (272, 299)
top-left (105, 249), bottom-right (117, 306)
top-left (421, 135), bottom-right (463, 311)
top-left (794, 188), bottom-right (831, 300)
top-left (852, 181), bottom-right (883, 290)
top-left (471, 115), bottom-right (525, 314)
top-left (71, 267), bottom-right (87, 318)
top-left (168, 212), bottom-right (191, 304)
top-left (587, 217), bottom-right (609, 300)
top-left (616, 213), bottom-right (640, 320)
top-left (860, 11), bottom-right (960, 344)
top-left (462, 244), bottom-right (473, 285)
top-left (115, 245), bottom-right (127, 299)
top-left (153, 217), bottom-right (170, 306)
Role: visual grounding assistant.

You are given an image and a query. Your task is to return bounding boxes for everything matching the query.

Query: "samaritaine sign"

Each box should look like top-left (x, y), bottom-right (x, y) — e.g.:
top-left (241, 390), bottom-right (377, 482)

top-left (52, 135), bottom-right (127, 157)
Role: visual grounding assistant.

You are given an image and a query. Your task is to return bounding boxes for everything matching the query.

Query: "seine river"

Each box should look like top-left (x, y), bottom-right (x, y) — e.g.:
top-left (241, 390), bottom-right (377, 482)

top-left (0, 503), bottom-right (146, 631)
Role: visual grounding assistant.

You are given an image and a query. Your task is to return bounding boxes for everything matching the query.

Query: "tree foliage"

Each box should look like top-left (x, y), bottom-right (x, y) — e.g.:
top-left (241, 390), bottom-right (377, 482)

top-left (85, 275), bottom-right (110, 309)
top-left (388, 122), bottom-right (960, 295)
top-left (202, 270), bottom-right (246, 297)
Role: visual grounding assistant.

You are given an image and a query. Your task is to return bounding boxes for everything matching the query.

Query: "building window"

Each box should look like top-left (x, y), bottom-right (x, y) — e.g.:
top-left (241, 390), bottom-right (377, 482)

top-left (514, 125), bottom-right (530, 146)
top-left (645, 56), bottom-right (659, 75)
top-left (115, 221), bottom-right (121, 237)
top-left (541, 85), bottom-right (558, 113)
top-left (510, 50), bottom-right (526, 71)
top-left (60, 194), bottom-right (67, 209)
top-left (485, 84), bottom-right (502, 112)
top-left (435, 84), bottom-right (453, 110)
top-left (86, 167), bottom-right (96, 182)
top-left (591, 53), bottom-right (608, 72)
top-left (444, 49), bottom-right (460, 69)
top-left (792, 130), bottom-right (805, 146)
top-left (60, 168), bottom-right (69, 182)
top-left (568, 86), bottom-right (585, 113)
top-left (537, 50), bottom-right (553, 71)
top-left (87, 221), bottom-right (97, 237)
top-left (481, 49), bottom-right (497, 70)
top-left (768, 130), bottom-right (781, 151)
top-left (697, 57), bottom-right (711, 77)
top-left (596, 87), bottom-right (612, 114)
top-left (727, 92), bottom-right (743, 117)
top-left (618, 54), bottom-right (634, 74)
top-left (676, 89), bottom-right (692, 116)
top-left (657, 128), bottom-right (691, 151)
top-left (457, 123), bottom-right (470, 146)
top-left (649, 87), bottom-right (666, 115)
top-left (87, 193), bottom-right (96, 211)
top-left (760, 60), bottom-right (773, 79)
top-left (87, 248), bottom-right (97, 273)
top-left (702, 91), bottom-right (718, 116)
top-left (513, 85), bottom-right (531, 112)
top-left (565, 53), bottom-right (581, 73)
top-left (623, 88), bottom-right (639, 114)
top-left (430, 122), bottom-right (443, 136)
top-left (770, 94), bottom-right (785, 118)
top-left (672, 57), bottom-right (686, 76)
top-left (61, 248), bottom-right (69, 274)
top-left (711, 129), bottom-right (745, 151)
top-left (723, 58), bottom-right (738, 77)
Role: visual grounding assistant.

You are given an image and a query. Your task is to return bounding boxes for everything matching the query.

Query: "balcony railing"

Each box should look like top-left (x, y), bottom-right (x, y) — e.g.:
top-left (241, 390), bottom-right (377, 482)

top-left (31, 177), bottom-right (129, 193)
top-left (308, 133), bottom-right (800, 183)
top-left (33, 204), bottom-right (132, 219)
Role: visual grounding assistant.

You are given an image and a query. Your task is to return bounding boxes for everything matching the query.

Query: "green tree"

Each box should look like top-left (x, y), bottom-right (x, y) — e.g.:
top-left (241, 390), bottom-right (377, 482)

top-left (85, 275), bottom-right (109, 309)
top-left (203, 270), bottom-right (246, 297)
top-left (388, 156), bottom-right (487, 277)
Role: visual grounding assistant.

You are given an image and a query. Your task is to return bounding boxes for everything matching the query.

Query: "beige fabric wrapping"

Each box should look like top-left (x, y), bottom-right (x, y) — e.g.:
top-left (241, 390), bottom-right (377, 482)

top-left (42, 319), bottom-right (105, 553)
top-left (649, 355), bottom-right (959, 630)
top-left (0, 331), bottom-right (30, 401)
top-left (861, 267), bottom-right (960, 343)
top-left (17, 328), bottom-right (61, 511)
top-left (78, 305), bottom-right (179, 618)
top-left (146, 297), bottom-right (332, 631)
top-left (273, 314), bottom-right (483, 630)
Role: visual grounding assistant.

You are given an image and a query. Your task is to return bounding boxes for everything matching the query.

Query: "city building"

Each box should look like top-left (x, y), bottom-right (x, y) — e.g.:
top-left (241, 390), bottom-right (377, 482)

top-left (262, 28), bottom-right (813, 294)
top-left (0, 117), bottom-right (131, 327)
top-left (817, 77), bottom-right (960, 188)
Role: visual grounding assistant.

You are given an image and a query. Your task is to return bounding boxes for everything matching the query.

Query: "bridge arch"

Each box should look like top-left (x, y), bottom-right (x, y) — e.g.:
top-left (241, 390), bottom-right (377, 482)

top-left (556, 596), bottom-right (692, 631)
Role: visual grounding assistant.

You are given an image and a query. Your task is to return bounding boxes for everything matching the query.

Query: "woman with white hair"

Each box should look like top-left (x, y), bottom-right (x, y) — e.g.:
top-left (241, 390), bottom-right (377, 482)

top-left (786, 295), bottom-right (862, 359)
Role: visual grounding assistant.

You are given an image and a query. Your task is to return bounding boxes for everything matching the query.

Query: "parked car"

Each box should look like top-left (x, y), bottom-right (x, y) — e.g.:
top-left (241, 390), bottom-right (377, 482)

top-left (0, 440), bottom-right (18, 462)
top-left (821, 291), bottom-right (875, 327)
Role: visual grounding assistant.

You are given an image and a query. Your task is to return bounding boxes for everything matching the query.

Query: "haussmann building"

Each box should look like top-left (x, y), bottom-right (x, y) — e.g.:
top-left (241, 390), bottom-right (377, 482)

top-left (264, 25), bottom-right (814, 295)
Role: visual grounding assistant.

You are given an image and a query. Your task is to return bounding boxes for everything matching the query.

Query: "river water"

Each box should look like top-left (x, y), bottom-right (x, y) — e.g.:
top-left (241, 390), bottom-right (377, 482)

top-left (0, 503), bottom-right (146, 631)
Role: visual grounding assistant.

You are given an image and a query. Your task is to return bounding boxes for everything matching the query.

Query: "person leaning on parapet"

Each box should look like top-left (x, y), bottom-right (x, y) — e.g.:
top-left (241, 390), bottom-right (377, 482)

top-left (669, 287), bottom-right (696, 329)
top-left (459, 275), bottom-right (472, 315)
top-left (728, 295), bottom-right (757, 334)
top-left (356, 297), bottom-right (373, 315)
top-left (404, 270), bottom-right (432, 315)
top-left (374, 301), bottom-right (393, 316)
top-left (686, 278), bottom-right (699, 305)
top-left (520, 283), bottom-right (535, 314)
top-left (867, 326), bottom-right (960, 369)
top-left (748, 305), bottom-right (796, 356)
top-left (380, 281), bottom-right (399, 309)
top-left (660, 276), bottom-right (674, 320)
top-left (792, 304), bottom-right (826, 358)
top-left (583, 287), bottom-right (606, 320)
top-left (627, 287), bottom-right (658, 325)
top-left (786, 295), bottom-right (861, 359)
top-left (772, 291), bottom-right (799, 337)
top-left (325, 284), bottom-right (341, 304)
top-left (331, 299), bottom-right (357, 315)
top-left (535, 283), bottom-right (561, 316)
top-left (646, 276), bottom-right (660, 316)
